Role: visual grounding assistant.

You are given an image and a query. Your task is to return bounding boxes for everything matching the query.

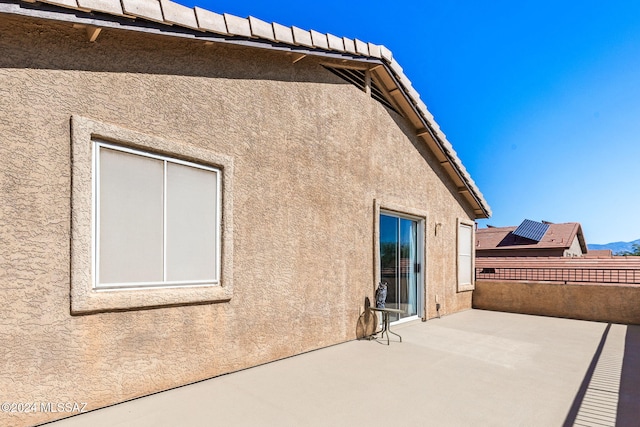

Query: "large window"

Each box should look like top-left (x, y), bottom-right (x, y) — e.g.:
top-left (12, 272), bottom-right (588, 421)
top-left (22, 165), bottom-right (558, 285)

top-left (457, 220), bottom-right (475, 291)
top-left (70, 116), bottom-right (233, 314)
top-left (95, 142), bottom-right (220, 289)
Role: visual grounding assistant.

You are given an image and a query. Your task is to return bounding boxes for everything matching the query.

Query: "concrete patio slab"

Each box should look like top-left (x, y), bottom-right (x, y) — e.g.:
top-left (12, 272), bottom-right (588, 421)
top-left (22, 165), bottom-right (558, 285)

top-left (42, 310), bottom-right (639, 427)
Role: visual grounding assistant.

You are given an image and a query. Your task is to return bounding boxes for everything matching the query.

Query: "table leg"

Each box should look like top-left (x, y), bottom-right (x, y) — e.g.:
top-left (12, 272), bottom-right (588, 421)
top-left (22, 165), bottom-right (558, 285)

top-left (384, 313), bottom-right (401, 344)
top-left (384, 313), bottom-right (390, 345)
top-left (387, 326), bottom-right (402, 343)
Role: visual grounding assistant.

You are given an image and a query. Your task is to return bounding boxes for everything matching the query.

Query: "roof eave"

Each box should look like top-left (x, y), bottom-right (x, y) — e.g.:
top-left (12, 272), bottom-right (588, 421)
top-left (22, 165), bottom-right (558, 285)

top-left (2, 0), bottom-right (492, 218)
top-left (377, 62), bottom-right (491, 219)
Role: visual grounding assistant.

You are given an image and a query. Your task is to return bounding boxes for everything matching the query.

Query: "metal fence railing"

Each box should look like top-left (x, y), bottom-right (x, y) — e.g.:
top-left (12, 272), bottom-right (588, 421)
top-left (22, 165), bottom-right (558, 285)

top-left (476, 267), bottom-right (640, 284)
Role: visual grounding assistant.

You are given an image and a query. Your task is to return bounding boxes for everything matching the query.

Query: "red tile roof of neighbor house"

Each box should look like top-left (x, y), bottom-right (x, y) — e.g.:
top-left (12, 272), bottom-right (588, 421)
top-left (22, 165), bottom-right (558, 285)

top-left (476, 222), bottom-right (587, 253)
top-left (476, 256), bottom-right (640, 270)
top-left (584, 249), bottom-right (613, 258)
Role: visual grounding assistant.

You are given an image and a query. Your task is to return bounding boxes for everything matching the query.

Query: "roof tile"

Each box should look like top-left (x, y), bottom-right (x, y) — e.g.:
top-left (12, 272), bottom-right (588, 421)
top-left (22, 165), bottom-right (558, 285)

top-left (310, 30), bottom-right (328, 50)
top-left (407, 86), bottom-right (420, 103)
top-left (416, 100), bottom-right (435, 122)
top-left (389, 58), bottom-right (403, 76)
top-left (76, 0), bottom-right (124, 16)
top-left (342, 37), bottom-right (356, 54)
top-left (121, 0), bottom-right (164, 22)
top-left (291, 26), bottom-right (313, 47)
top-left (194, 7), bottom-right (227, 34)
top-left (249, 16), bottom-right (275, 41)
top-left (224, 13), bottom-right (251, 38)
top-left (272, 22), bottom-right (294, 44)
top-left (354, 39), bottom-right (369, 55)
top-left (39, 0), bottom-right (79, 10)
top-left (380, 45), bottom-right (392, 62)
top-left (367, 43), bottom-right (381, 58)
top-left (159, 0), bottom-right (198, 29)
top-left (326, 33), bottom-right (344, 52)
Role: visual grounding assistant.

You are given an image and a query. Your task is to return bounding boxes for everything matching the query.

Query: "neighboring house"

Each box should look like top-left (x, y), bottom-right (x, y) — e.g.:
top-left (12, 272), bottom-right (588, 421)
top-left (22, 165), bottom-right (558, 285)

top-left (476, 219), bottom-right (587, 257)
top-left (475, 220), bottom-right (640, 284)
top-left (0, 0), bottom-right (490, 425)
top-left (584, 249), bottom-right (613, 258)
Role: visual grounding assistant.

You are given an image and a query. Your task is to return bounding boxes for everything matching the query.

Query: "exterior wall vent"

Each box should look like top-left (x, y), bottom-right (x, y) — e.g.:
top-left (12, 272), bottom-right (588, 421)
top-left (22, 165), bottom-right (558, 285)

top-left (323, 65), bottom-right (399, 113)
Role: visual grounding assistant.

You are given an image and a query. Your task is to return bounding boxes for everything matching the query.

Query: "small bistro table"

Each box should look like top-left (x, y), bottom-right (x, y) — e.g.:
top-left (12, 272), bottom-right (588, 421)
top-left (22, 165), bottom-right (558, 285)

top-left (369, 307), bottom-right (405, 345)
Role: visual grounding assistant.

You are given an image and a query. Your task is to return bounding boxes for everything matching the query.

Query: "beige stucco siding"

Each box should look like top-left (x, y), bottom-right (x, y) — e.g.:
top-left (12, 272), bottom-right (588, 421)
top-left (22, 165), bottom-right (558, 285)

top-left (564, 236), bottom-right (584, 257)
top-left (0, 16), bottom-right (476, 425)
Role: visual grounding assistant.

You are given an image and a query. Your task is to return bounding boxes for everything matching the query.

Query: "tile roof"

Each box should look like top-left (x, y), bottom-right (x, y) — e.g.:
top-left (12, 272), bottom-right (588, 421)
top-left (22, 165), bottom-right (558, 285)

top-left (476, 256), bottom-right (640, 271)
top-left (2, 0), bottom-right (491, 218)
top-left (477, 222), bottom-right (587, 252)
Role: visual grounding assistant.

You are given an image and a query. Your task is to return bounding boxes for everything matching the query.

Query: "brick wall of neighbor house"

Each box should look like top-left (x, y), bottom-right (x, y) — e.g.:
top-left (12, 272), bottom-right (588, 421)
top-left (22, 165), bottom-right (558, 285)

top-left (474, 280), bottom-right (640, 324)
top-left (0, 16), bottom-right (476, 425)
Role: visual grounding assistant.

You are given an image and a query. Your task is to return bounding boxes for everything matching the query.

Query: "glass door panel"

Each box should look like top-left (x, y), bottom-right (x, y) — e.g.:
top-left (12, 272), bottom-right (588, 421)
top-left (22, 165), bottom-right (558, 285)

top-left (379, 213), bottom-right (421, 322)
top-left (380, 214), bottom-right (398, 317)
top-left (399, 218), bottom-right (418, 319)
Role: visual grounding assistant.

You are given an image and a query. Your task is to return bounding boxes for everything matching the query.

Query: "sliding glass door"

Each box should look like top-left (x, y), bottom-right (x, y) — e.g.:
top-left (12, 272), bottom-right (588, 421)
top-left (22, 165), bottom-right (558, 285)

top-left (379, 212), bottom-right (422, 322)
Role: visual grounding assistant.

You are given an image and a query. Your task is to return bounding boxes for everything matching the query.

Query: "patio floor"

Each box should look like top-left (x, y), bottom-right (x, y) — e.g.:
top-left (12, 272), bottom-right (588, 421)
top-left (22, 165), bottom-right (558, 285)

top-left (43, 309), bottom-right (640, 427)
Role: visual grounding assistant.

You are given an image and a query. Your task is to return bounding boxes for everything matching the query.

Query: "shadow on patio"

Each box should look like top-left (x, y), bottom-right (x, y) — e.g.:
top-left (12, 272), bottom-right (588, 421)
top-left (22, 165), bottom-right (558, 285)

top-left (43, 310), bottom-right (640, 427)
top-left (562, 323), bottom-right (640, 427)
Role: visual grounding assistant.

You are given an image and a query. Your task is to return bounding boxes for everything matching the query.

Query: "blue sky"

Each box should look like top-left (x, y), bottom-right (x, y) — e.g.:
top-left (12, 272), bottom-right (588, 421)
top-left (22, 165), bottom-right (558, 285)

top-left (177, 0), bottom-right (640, 244)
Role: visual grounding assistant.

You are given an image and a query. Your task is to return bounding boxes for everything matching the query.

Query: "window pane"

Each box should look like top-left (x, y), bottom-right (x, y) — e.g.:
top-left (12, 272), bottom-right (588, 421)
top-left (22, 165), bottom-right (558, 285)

top-left (166, 162), bottom-right (218, 282)
top-left (459, 224), bottom-right (472, 256)
top-left (99, 147), bottom-right (164, 284)
top-left (458, 224), bottom-right (473, 286)
top-left (459, 255), bottom-right (472, 285)
top-left (379, 214), bottom-right (398, 313)
top-left (399, 218), bottom-right (418, 317)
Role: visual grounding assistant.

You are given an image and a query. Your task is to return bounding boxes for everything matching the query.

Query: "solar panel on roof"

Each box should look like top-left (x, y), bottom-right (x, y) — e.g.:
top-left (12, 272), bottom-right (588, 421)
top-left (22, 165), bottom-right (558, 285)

top-left (512, 219), bottom-right (549, 242)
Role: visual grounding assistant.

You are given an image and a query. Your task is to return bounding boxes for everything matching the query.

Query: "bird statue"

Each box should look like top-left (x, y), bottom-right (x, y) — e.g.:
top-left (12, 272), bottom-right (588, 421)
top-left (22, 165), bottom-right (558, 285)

top-left (375, 281), bottom-right (388, 309)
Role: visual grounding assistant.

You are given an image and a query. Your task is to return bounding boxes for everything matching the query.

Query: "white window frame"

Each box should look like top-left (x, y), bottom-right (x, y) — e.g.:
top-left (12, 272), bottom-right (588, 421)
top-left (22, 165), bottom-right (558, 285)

top-left (457, 219), bottom-right (475, 292)
top-left (93, 141), bottom-right (222, 289)
top-left (70, 116), bottom-right (234, 314)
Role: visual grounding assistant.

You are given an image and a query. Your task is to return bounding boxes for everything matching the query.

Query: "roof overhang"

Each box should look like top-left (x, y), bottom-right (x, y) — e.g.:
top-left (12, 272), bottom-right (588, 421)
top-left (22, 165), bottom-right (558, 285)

top-left (0, 0), bottom-right (491, 218)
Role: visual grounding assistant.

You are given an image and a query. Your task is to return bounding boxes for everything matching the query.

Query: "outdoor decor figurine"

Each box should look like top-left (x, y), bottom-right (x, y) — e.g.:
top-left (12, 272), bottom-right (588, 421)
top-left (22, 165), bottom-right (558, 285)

top-left (375, 281), bottom-right (388, 308)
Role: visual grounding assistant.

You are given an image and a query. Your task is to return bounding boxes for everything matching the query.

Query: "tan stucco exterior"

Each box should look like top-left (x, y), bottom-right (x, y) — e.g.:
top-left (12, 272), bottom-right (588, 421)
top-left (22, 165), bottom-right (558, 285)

top-left (474, 280), bottom-right (640, 325)
top-left (1, 15), bottom-right (481, 426)
top-left (564, 235), bottom-right (584, 257)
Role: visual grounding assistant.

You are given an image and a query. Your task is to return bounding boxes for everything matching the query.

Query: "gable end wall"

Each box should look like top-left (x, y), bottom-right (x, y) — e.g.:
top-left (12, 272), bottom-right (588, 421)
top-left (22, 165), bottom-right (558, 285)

top-left (0, 15), bottom-right (476, 425)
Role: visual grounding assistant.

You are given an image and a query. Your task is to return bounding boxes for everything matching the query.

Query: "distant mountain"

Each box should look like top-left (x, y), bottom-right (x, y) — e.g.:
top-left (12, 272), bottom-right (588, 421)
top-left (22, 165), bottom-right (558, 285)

top-left (588, 239), bottom-right (640, 254)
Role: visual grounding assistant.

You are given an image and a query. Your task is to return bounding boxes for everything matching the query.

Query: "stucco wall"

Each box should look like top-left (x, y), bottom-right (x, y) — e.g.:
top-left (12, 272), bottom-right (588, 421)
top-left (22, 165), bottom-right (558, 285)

top-left (474, 280), bottom-right (640, 324)
top-left (0, 15), bottom-right (476, 425)
top-left (564, 236), bottom-right (584, 257)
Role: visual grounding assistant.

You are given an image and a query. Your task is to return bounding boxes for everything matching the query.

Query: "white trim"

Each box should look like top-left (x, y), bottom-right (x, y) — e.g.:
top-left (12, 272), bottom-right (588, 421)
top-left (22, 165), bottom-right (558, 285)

top-left (95, 280), bottom-right (217, 291)
top-left (163, 158), bottom-right (167, 283)
top-left (391, 315), bottom-right (420, 326)
top-left (92, 139), bottom-right (100, 289)
top-left (93, 140), bottom-right (221, 290)
top-left (456, 218), bottom-right (475, 292)
top-left (95, 141), bottom-right (219, 172)
top-left (215, 167), bottom-right (222, 282)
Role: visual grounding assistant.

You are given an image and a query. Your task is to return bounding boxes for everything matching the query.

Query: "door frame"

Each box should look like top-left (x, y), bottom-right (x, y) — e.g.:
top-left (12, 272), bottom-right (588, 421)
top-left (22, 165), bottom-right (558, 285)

top-left (373, 199), bottom-right (428, 322)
